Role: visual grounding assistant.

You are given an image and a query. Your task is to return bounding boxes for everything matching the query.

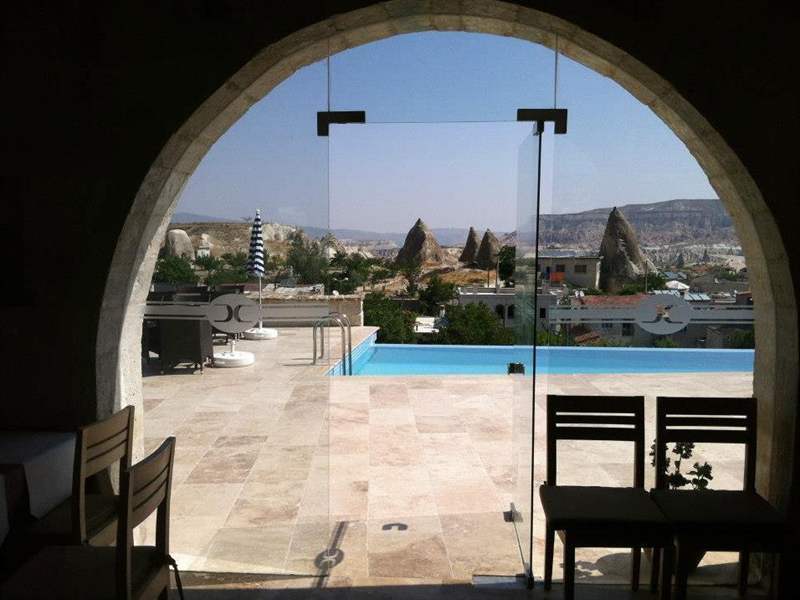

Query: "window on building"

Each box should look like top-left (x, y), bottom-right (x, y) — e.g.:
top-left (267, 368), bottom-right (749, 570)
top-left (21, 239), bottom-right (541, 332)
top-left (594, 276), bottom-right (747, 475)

top-left (539, 307), bottom-right (547, 319)
top-left (495, 305), bottom-right (505, 319)
top-left (556, 264), bottom-right (566, 273)
top-left (574, 264), bottom-right (587, 273)
top-left (622, 323), bottom-right (634, 336)
top-left (508, 305), bottom-right (515, 319)
top-left (602, 321), bottom-right (613, 329)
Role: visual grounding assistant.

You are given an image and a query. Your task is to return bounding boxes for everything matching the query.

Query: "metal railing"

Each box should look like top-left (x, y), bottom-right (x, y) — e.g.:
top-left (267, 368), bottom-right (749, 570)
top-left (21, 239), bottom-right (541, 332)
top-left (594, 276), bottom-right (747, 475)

top-left (312, 312), bottom-right (353, 375)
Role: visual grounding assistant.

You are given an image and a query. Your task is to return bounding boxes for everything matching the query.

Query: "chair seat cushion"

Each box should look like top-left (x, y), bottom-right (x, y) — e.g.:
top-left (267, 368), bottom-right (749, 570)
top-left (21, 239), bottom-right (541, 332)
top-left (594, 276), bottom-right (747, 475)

top-left (651, 489), bottom-right (784, 530)
top-left (1, 545), bottom-right (168, 600)
top-left (30, 494), bottom-right (118, 544)
top-left (540, 486), bottom-right (668, 529)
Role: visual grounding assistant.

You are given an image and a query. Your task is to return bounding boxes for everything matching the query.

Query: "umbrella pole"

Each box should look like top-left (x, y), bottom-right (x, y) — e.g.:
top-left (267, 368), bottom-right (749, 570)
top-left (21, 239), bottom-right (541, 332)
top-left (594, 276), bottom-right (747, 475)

top-left (258, 274), bottom-right (263, 329)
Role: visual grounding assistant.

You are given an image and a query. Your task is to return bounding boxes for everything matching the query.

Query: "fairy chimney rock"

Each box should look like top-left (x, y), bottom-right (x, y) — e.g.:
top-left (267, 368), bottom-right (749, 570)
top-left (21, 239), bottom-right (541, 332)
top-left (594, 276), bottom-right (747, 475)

top-left (476, 229), bottom-right (501, 269)
top-left (459, 227), bottom-right (481, 264)
top-left (598, 207), bottom-right (653, 292)
top-left (396, 218), bottom-right (444, 265)
top-left (164, 229), bottom-right (195, 260)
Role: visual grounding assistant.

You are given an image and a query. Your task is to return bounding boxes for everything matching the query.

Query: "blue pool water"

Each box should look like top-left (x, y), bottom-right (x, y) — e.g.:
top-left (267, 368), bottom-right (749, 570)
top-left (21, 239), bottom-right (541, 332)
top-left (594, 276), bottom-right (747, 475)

top-left (333, 334), bottom-right (754, 376)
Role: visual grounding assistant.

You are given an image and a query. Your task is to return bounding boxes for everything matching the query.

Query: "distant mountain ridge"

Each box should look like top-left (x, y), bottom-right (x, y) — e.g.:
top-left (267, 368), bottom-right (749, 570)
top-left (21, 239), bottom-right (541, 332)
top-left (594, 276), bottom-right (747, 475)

top-left (171, 198), bottom-right (736, 251)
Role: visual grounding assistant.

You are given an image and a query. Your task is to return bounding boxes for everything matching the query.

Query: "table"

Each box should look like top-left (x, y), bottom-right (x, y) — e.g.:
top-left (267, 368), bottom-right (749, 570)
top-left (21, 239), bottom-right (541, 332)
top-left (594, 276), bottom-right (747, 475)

top-left (0, 432), bottom-right (76, 545)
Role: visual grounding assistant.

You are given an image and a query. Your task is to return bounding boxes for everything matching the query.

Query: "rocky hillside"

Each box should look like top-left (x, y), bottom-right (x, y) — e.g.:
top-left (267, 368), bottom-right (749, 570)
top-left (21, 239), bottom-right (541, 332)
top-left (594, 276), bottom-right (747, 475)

top-left (539, 198), bottom-right (734, 249)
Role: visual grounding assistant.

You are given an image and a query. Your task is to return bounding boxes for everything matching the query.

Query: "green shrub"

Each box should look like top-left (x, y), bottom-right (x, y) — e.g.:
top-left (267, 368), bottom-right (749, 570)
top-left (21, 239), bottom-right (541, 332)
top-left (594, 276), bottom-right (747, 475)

top-left (153, 255), bottom-right (198, 285)
top-left (728, 328), bottom-right (755, 349)
top-left (418, 274), bottom-right (456, 315)
top-left (364, 292), bottom-right (417, 343)
top-left (434, 303), bottom-right (513, 345)
top-left (654, 337), bottom-right (679, 348)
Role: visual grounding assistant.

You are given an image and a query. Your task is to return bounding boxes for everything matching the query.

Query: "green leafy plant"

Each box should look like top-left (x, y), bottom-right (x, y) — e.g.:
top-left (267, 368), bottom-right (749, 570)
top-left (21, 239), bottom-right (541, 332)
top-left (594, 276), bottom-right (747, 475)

top-left (153, 255), bottom-right (198, 285)
top-left (396, 257), bottom-right (423, 296)
top-left (418, 274), bottom-right (456, 315)
top-left (653, 336), bottom-right (679, 348)
top-left (650, 441), bottom-right (714, 490)
top-left (728, 328), bottom-right (755, 349)
top-left (434, 303), bottom-right (513, 345)
top-left (364, 292), bottom-right (417, 343)
top-left (285, 230), bottom-right (328, 285)
top-left (498, 245), bottom-right (515, 284)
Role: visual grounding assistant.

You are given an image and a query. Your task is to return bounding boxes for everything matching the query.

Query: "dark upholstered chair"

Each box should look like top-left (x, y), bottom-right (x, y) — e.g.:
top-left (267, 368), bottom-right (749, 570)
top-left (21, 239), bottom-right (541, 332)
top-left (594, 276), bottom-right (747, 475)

top-left (30, 406), bottom-right (134, 546)
top-left (539, 395), bottom-right (673, 600)
top-left (157, 319), bottom-right (213, 372)
top-left (2, 438), bottom-right (178, 600)
top-left (650, 396), bottom-right (784, 599)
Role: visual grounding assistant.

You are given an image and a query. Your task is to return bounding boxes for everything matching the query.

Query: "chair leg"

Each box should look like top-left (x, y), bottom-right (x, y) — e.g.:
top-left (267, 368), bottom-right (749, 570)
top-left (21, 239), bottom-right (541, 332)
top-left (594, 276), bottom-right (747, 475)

top-left (674, 542), bottom-right (691, 600)
top-left (738, 550), bottom-right (750, 597)
top-left (650, 547), bottom-right (662, 593)
top-left (544, 525), bottom-right (555, 590)
top-left (659, 545), bottom-right (674, 600)
top-left (631, 546), bottom-right (641, 591)
top-left (563, 535), bottom-right (576, 600)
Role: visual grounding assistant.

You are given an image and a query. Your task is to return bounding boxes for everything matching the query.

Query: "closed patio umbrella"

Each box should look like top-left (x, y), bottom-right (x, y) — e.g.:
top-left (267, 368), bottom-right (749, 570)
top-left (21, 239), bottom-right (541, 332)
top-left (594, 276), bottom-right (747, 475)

top-left (244, 209), bottom-right (277, 340)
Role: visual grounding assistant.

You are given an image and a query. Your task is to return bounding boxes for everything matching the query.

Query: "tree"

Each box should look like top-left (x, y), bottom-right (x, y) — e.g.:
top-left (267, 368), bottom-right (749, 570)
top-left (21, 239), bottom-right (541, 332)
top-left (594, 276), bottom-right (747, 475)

top-left (397, 256), bottom-right (422, 296)
top-left (153, 255), bottom-right (198, 285)
top-left (221, 251), bottom-right (248, 270)
top-left (619, 272), bottom-right (667, 294)
top-left (418, 274), bottom-right (456, 315)
top-left (498, 245), bottom-right (515, 284)
top-left (434, 303), bottom-right (513, 345)
top-left (285, 230), bottom-right (328, 284)
top-left (675, 252), bottom-right (685, 269)
top-left (363, 292), bottom-right (417, 343)
top-left (194, 254), bottom-right (223, 272)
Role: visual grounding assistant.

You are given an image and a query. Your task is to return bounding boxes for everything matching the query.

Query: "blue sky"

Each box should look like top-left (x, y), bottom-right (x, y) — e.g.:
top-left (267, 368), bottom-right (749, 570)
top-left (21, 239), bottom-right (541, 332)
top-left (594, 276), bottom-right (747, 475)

top-left (176, 32), bottom-right (716, 233)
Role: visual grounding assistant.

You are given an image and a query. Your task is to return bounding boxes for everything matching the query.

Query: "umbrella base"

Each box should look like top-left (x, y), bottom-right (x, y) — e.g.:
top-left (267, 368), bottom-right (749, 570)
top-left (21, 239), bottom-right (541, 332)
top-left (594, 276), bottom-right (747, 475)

top-left (213, 350), bottom-right (255, 368)
top-left (243, 327), bottom-right (278, 340)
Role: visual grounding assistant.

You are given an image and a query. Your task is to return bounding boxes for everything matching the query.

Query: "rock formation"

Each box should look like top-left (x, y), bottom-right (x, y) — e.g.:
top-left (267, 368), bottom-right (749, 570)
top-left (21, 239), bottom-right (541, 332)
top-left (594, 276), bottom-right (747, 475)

top-left (396, 218), bottom-right (444, 265)
top-left (476, 229), bottom-right (501, 269)
top-left (164, 229), bottom-right (195, 260)
top-left (598, 207), bottom-right (654, 292)
top-left (459, 227), bottom-right (480, 264)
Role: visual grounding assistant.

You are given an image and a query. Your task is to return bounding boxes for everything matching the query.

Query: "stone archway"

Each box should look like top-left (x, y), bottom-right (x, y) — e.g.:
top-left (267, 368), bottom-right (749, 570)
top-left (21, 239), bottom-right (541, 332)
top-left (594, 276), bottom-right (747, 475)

top-left (97, 0), bottom-right (796, 518)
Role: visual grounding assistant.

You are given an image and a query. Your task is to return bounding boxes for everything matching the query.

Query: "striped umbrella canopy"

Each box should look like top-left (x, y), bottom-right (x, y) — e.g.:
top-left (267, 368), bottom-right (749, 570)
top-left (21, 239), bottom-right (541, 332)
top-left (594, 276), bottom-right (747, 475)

top-left (247, 209), bottom-right (265, 278)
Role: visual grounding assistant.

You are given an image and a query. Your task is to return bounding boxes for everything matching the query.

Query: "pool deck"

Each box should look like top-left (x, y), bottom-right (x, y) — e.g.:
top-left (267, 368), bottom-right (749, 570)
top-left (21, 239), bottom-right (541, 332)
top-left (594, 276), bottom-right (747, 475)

top-left (141, 326), bottom-right (754, 592)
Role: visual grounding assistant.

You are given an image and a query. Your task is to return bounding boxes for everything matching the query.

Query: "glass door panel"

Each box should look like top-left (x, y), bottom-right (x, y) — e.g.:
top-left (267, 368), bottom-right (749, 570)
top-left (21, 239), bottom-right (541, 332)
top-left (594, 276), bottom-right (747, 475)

top-left (511, 126), bottom-right (540, 583)
top-left (329, 120), bottom-right (532, 582)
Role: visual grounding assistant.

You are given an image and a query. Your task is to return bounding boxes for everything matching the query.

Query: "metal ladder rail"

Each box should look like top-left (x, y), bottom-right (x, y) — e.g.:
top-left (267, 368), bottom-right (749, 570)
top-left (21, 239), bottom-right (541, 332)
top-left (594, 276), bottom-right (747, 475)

top-left (312, 314), bottom-right (351, 375)
top-left (330, 312), bottom-right (353, 376)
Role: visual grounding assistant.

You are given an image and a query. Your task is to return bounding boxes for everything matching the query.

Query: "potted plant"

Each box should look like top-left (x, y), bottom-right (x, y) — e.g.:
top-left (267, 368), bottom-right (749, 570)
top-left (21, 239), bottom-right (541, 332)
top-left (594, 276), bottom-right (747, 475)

top-left (648, 441), bottom-right (713, 571)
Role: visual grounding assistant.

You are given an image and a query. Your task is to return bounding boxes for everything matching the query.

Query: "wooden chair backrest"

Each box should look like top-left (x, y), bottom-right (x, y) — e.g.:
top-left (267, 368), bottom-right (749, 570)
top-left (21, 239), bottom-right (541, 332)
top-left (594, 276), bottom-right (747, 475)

top-left (655, 396), bottom-right (757, 491)
top-left (546, 394), bottom-right (645, 488)
top-left (72, 405), bottom-right (135, 542)
top-left (116, 437), bottom-right (175, 600)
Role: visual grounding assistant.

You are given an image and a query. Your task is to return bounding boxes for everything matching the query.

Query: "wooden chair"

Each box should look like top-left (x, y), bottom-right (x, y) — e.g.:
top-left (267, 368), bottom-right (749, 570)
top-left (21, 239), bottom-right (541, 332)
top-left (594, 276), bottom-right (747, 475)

top-left (31, 405), bottom-right (134, 546)
top-left (651, 396), bottom-right (784, 599)
top-left (539, 395), bottom-right (673, 600)
top-left (1, 437), bottom-right (178, 599)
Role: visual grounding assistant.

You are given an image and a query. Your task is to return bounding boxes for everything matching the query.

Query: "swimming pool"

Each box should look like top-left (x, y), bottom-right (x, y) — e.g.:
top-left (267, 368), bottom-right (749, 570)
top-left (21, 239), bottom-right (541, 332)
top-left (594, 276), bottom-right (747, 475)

top-left (331, 334), bottom-right (754, 376)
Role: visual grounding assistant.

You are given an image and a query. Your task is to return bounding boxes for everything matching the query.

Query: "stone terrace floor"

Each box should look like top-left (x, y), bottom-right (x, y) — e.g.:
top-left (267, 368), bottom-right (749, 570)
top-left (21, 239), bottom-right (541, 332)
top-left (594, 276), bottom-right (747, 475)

top-left (141, 326), bottom-right (755, 594)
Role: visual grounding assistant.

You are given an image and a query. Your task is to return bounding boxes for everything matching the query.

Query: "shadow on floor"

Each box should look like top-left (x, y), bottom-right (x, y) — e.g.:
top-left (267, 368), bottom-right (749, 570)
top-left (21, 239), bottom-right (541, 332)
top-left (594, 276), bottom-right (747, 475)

top-left (174, 571), bottom-right (768, 599)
